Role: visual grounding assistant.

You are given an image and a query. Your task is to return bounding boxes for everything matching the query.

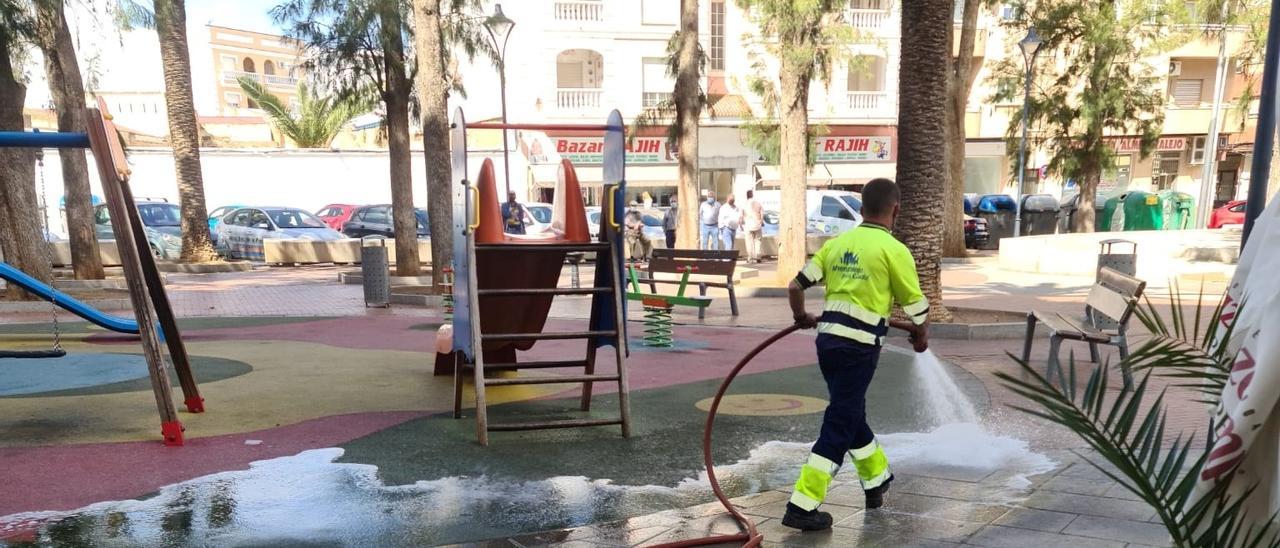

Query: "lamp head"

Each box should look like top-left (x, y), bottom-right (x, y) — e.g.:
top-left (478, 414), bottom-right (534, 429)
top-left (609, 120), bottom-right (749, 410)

top-left (485, 4), bottom-right (515, 39)
top-left (1019, 27), bottom-right (1042, 58)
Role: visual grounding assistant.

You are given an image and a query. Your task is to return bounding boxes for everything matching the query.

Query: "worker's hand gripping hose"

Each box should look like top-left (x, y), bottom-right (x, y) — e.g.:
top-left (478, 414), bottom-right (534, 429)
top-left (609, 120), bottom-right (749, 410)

top-left (647, 325), bottom-right (802, 548)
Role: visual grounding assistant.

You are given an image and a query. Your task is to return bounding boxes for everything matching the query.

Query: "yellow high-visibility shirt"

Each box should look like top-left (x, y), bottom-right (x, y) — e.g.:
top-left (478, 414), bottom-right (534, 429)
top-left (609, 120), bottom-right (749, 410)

top-left (795, 223), bottom-right (928, 345)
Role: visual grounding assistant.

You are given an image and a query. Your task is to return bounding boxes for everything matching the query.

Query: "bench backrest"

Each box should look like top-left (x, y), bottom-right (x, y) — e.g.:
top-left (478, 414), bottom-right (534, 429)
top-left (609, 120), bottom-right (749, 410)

top-left (1087, 267), bottom-right (1147, 329)
top-left (650, 248), bottom-right (739, 277)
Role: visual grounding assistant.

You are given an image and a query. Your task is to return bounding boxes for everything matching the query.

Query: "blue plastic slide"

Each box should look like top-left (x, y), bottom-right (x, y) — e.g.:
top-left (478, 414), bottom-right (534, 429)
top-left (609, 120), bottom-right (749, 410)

top-left (0, 261), bottom-right (140, 334)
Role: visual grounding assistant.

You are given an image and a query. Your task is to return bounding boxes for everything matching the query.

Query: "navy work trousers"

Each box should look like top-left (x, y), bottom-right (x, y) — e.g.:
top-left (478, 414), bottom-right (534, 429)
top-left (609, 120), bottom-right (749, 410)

top-left (811, 333), bottom-right (881, 466)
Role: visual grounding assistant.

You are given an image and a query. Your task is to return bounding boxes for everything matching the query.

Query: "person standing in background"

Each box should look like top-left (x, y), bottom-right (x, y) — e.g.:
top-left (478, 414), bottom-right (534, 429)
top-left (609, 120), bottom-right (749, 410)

top-left (718, 194), bottom-right (742, 253)
top-left (743, 189), bottom-right (765, 263)
top-left (624, 207), bottom-right (652, 262)
top-left (699, 191), bottom-right (721, 250)
top-left (501, 191), bottom-right (527, 235)
top-left (663, 199), bottom-right (679, 249)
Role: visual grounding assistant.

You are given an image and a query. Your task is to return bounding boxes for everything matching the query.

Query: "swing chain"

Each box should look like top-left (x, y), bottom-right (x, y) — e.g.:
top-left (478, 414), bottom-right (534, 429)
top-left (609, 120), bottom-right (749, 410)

top-left (35, 152), bottom-right (62, 352)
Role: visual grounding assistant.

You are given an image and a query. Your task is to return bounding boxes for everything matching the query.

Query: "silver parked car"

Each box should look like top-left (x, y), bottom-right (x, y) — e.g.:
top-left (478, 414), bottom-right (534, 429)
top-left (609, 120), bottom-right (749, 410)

top-left (215, 207), bottom-right (345, 261)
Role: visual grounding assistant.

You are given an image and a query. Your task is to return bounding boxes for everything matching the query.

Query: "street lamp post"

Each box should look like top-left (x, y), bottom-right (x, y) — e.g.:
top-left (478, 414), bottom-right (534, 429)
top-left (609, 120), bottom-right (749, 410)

top-left (1015, 28), bottom-right (1042, 238)
top-left (484, 4), bottom-right (516, 196)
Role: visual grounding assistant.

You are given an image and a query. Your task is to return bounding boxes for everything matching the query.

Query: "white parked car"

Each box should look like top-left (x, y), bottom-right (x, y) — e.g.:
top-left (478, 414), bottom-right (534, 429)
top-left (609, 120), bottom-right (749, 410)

top-left (754, 189), bottom-right (863, 235)
top-left (523, 202), bottom-right (554, 234)
top-left (215, 206), bottom-right (345, 261)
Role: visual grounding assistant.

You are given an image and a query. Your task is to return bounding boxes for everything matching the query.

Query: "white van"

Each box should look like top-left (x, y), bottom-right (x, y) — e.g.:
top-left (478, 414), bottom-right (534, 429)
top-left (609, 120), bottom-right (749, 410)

top-left (752, 189), bottom-right (863, 235)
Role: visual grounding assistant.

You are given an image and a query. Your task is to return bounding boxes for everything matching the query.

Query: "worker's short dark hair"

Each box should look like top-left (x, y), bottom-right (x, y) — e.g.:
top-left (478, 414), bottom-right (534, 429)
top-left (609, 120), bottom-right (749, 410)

top-left (746, 189), bottom-right (754, 199)
top-left (861, 178), bottom-right (900, 216)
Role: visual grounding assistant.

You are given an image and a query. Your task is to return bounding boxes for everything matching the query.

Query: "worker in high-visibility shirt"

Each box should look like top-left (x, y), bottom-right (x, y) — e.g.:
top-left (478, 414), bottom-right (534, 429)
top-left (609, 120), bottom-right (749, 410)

top-left (782, 178), bottom-right (930, 531)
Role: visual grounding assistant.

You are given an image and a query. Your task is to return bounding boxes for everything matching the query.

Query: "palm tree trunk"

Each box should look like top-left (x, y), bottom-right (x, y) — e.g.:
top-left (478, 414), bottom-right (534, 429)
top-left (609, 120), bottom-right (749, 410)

top-left (36, 0), bottom-right (104, 279)
top-left (674, 0), bottom-right (700, 249)
top-left (897, 0), bottom-right (951, 321)
top-left (154, 0), bottom-right (218, 263)
top-left (943, 0), bottom-right (981, 258)
top-left (413, 0), bottom-right (452, 287)
top-left (776, 55), bottom-right (811, 282)
top-left (0, 39), bottom-right (53, 299)
top-left (382, 7), bottom-right (419, 277)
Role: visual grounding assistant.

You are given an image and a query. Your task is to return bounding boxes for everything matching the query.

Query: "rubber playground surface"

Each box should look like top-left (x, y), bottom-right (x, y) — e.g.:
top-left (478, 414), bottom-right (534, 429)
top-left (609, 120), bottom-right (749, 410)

top-left (0, 314), bottom-right (990, 546)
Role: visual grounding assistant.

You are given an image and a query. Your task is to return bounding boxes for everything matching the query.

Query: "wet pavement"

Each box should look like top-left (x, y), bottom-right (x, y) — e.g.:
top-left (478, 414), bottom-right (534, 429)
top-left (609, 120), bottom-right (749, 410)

top-left (0, 261), bottom-right (1215, 547)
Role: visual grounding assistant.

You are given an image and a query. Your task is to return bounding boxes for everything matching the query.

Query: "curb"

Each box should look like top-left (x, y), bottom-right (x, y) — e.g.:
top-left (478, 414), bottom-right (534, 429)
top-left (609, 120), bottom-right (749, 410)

top-left (0, 298), bottom-right (133, 313)
top-left (156, 261), bottom-right (254, 274)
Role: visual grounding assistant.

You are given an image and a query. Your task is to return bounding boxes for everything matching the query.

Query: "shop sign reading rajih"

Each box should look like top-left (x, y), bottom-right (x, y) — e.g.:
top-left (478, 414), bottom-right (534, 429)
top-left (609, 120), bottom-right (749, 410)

top-left (813, 136), bottom-right (893, 162)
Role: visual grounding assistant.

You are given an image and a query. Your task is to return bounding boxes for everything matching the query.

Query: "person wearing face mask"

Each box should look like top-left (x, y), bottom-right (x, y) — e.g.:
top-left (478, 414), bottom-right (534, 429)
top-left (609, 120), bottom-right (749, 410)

top-left (698, 191), bottom-right (721, 250)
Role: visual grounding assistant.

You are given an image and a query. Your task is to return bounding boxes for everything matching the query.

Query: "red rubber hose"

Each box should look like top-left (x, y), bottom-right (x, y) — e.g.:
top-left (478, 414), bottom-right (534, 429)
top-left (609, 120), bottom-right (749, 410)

top-left (648, 324), bottom-right (802, 548)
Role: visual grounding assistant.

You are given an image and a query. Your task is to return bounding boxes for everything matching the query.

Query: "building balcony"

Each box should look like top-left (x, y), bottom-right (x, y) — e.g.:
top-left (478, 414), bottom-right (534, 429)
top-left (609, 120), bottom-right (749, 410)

top-left (1163, 105), bottom-right (1237, 135)
top-left (846, 91), bottom-right (894, 118)
top-left (223, 70), bottom-right (261, 85)
top-left (557, 88), bottom-right (604, 112)
top-left (847, 9), bottom-right (890, 30)
top-left (642, 92), bottom-right (673, 108)
top-left (265, 74), bottom-right (299, 88)
top-left (555, 1), bottom-right (603, 22)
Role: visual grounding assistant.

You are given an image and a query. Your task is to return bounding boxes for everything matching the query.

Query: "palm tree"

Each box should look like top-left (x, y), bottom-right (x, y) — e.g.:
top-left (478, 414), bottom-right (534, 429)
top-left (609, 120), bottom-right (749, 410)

top-left (672, 0), bottom-right (703, 249)
top-left (413, 0), bottom-right (452, 288)
top-left (412, 0), bottom-right (494, 287)
top-left (998, 290), bottom-right (1280, 547)
top-left (275, 0), bottom-right (420, 276)
top-left (734, 0), bottom-right (852, 281)
top-left (895, 0), bottom-right (951, 321)
top-left (0, 0), bottom-right (54, 298)
top-left (943, 0), bottom-right (983, 258)
top-left (154, 0), bottom-right (218, 262)
top-left (34, 0), bottom-right (104, 279)
top-left (238, 77), bottom-right (368, 148)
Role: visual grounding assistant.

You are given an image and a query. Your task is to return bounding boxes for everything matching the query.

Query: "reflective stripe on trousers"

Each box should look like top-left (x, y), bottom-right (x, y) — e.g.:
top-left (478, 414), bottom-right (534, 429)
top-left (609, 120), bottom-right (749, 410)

top-left (850, 439), bottom-right (891, 490)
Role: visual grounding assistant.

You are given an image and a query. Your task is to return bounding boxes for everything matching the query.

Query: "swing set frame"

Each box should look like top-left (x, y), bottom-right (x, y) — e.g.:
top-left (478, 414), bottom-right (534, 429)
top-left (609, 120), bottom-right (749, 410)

top-left (0, 98), bottom-right (202, 446)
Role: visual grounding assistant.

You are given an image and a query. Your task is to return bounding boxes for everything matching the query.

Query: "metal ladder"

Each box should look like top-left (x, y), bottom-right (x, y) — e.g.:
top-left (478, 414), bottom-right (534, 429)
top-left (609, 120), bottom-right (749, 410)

top-left (453, 241), bottom-right (632, 446)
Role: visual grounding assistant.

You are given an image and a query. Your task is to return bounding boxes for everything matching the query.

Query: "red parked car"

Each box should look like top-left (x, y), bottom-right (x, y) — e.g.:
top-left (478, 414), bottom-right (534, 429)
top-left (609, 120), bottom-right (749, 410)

top-left (1208, 200), bottom-right (1246, 229)
top-left (315, 204), bottom-right (358, 231)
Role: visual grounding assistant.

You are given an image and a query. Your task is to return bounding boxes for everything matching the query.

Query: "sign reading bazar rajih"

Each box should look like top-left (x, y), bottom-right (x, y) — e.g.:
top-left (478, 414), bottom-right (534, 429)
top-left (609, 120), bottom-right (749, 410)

top-left (553, 137), bottom-right (673, 164)
top-left (813, 136), bottom-right (893, 162)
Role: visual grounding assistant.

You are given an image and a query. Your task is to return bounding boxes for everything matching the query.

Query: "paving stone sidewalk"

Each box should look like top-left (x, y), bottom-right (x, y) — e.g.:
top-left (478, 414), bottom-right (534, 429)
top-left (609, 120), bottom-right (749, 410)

top-left (474, 449), bottom-right (1174, 547)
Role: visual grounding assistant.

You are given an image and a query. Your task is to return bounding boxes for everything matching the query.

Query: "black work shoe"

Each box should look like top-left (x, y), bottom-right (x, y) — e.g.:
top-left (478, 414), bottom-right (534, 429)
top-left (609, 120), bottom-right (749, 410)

top-left (782, 503), bottom-right (833, 531)
top-left (864, 474), bottom-right (894, 509)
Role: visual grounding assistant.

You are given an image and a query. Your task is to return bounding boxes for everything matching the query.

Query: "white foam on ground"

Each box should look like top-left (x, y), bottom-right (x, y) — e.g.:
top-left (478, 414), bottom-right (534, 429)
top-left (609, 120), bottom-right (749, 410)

top-left (1, 426), bottom-right (1054, 546)
top-left (0, 355), bottom-right (1053, 544)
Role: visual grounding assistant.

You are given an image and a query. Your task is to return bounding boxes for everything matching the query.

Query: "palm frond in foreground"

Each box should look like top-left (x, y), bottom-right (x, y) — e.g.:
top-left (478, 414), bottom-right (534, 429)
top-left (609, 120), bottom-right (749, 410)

top-left (996, 354), bottom-right (1280, 548)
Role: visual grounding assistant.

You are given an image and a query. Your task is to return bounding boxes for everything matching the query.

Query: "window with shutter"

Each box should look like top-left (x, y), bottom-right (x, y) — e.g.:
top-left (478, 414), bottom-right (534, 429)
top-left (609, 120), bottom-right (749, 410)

top-left (1171, 79), bottom-right (1203, 107)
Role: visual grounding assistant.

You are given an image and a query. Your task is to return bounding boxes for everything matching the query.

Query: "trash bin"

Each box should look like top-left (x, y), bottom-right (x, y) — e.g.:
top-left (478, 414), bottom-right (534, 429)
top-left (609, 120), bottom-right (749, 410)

top-left (1094, 239), bottom-right (1137, 329)
top-left (1058, 194), bottom-right (1078, 233)
top-left (1122, 191), bottom-right (1162, 231)
top-left (975, 194), bottom-right (1017, 249)
top-left (1158, 190), bottom-right (1194, 230)
top-left (1100, 194), bottom-right (1124, 232)
top-left (361, 237), bottom-right (390, 308)
top-left (1019, 194), bottom-right (1060, 236)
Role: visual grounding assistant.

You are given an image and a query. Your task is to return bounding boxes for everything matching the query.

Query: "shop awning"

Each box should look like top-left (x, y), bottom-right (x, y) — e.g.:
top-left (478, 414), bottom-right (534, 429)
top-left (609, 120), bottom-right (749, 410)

top-left (754, 164), bottom-right (833, 187)
top-left (530, 164), bottom-right (678, 187)
top-left (825, 162), bottom-right (896, 186)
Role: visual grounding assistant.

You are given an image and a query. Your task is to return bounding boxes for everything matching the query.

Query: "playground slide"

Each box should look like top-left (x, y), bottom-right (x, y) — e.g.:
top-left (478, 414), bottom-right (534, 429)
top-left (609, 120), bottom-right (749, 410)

top-left (0, 261), bottom-right (140, 335)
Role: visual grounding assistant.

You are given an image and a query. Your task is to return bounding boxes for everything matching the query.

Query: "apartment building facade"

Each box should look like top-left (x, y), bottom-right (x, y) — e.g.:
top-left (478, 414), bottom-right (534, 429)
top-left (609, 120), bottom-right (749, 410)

top-left (455, 0), bottom-right (909, 205)
top-left (208, 25), bottom-right (306, 117)
top-left (963, 10), bottom-right (1262, 209)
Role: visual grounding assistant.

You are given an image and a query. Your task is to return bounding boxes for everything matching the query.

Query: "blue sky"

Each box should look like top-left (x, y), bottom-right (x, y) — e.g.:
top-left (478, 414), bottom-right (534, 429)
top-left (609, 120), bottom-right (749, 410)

top-left (187, 0), bottom-right (283, 35)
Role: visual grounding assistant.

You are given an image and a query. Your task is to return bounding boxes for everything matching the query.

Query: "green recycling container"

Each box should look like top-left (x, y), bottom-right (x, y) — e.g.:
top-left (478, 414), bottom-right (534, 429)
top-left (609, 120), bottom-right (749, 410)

top-left (1158, 190), bottom-right (1194, 230)
top-left (1121, 191), bottom-right (1162, 231)
top-left (1099, 195), bottom-right (1124, 231)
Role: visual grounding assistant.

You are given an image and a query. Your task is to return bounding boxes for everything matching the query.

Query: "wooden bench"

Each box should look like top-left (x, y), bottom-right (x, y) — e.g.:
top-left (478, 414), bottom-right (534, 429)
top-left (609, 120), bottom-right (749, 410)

top-left (1021, 267), bottom-right (1147, 389)
top-left (636, 249), bottom-right (739, 319)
